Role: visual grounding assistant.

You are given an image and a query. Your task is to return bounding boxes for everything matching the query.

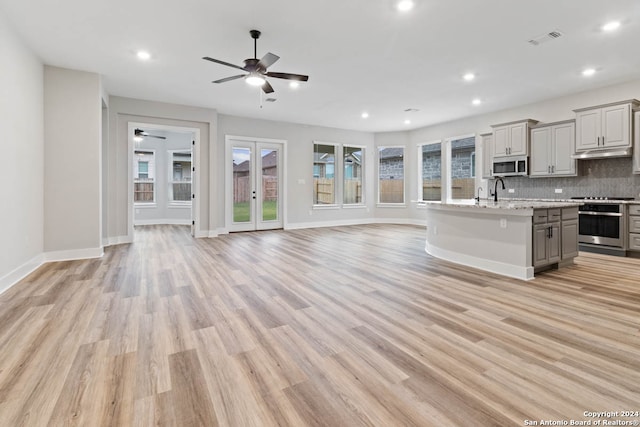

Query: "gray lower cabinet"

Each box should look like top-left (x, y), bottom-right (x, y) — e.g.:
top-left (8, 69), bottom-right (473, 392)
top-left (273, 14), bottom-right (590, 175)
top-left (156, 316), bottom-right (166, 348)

top-left (629, 205), bottom-right (640, 251)
top-left (533, 207), bottom-right (578, 268)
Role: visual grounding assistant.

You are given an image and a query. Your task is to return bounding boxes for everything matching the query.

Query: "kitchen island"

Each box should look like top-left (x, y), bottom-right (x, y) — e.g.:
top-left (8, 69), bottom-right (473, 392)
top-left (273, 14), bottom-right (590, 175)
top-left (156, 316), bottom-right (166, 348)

top-left (422, 199), bottom-right (580, 280)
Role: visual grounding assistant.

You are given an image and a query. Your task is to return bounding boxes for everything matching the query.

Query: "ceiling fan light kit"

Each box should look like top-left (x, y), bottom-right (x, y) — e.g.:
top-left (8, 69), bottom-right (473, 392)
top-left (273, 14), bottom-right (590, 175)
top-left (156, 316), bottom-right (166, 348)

top-left (203, 29), bottom-right (309, 95)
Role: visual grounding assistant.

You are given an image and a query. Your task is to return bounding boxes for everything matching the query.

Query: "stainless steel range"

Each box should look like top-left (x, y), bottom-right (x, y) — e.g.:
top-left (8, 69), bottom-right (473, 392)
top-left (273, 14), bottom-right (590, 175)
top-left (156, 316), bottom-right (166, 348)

top-left (571, 197), bottom-right (635, 253)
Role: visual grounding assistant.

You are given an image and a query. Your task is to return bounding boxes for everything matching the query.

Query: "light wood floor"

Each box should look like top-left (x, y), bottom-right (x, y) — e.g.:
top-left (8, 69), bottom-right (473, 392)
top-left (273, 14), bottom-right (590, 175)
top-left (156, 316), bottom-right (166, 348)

top-left (0, 224), bottom-right (638, 426)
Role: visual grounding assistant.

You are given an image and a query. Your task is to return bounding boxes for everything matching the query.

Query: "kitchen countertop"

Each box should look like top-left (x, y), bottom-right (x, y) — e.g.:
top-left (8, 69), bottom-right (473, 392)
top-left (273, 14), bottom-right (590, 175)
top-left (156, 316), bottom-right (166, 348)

top-left (420, 199), bottom-right (580, 210)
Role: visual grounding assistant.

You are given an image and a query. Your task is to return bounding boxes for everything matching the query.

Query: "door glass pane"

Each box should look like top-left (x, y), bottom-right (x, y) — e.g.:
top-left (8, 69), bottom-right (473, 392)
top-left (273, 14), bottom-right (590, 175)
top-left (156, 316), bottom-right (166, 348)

top-left (450, 137), bottom-right (476, 199)
top-left (261, 148), bottom-right (278, 221)
top-left (313, 143), bottom-right (336, 204)
top-left (232, 147), bottom-right (251, 223)
top-left (421, 143), bottom-right (441, 201)
top-left (378, 147), bottom-right (404, 203)
top-left (344, 146), bottom-right (363, 204)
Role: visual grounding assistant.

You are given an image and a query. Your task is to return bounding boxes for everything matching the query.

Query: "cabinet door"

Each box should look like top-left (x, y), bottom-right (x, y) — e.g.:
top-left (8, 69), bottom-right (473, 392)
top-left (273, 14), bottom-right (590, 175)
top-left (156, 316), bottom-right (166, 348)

top-left (575, 109), bottom-right (600, 151)
top-left (602, 103), bottom-right (630, 148)
top-left (493, 126), bottom-right (508, 157)
top-left (509, 122), bottom-right (528, 156)
top-left (634, 112), bottom-right (640, 174)
top-left (548, 222), bottom-right (561, 263)
top-left (482, 134), bottom-right (493, 178)
top-left (533, 224), bottom-right (550, 267)
top-left (552, 122), bottom-right (576, 176)
top-left (530, 127), bottom-right (551, 176)
top-left (561, 219), bottom-right (579, 259)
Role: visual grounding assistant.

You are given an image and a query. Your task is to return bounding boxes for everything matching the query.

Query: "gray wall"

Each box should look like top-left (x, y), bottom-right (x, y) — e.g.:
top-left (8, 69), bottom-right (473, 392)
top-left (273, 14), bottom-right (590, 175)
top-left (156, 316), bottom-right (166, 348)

top-left (0, 11), bottom-right (44, 286)
top-left (44, 66), bottom-right (102, 254)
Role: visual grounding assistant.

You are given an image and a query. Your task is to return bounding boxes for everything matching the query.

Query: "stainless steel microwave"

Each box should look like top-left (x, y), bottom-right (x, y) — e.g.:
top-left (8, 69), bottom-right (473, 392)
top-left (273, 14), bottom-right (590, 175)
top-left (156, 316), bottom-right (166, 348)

top-left (492, 156), bottom-right (528, 177)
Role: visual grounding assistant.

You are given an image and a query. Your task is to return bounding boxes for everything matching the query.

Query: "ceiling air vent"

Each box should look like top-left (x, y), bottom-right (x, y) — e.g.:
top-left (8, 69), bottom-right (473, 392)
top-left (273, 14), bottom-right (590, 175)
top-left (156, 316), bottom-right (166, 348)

top-left (404, 108), bottom-right (419, 113)
top-left (265, 98), bottom-right (277, 102)
top-left (528, 29), bottom-right (564, 46)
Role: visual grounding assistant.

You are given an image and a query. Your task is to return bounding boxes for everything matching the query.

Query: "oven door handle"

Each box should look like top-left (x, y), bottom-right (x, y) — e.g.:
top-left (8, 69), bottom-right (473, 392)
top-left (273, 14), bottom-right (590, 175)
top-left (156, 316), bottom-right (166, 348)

top-left (578, 211), bottom-right (623, 217)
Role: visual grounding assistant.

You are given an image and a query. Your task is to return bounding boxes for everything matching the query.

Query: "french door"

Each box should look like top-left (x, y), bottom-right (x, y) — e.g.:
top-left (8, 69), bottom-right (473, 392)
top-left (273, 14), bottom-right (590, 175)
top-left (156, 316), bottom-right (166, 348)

top-left (227, 138), bottom-right (284, 232)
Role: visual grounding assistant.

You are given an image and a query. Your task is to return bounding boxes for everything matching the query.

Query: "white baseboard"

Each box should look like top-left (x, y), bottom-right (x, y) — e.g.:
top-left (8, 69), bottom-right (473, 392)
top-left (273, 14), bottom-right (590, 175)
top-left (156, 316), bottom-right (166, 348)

top-left (425, 241), bottom-right (534, 281)
top-left (44, 246), bottom-right (104, 263)
top-left (285, 217), bottom-right (425, 230)
top-left (0, 246), bottom-right (104, 296)
top-left (0, 254), bottom-right (45, 295)
top-left (103, 235), bottom-right (131, 247)
top-left (134, 219), bottom-right (191, 226)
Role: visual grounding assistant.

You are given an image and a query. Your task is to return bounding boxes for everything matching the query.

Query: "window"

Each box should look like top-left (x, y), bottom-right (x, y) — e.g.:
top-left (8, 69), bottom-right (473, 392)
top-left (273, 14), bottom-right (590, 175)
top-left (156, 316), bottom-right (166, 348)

top-left (343, 146), bottom-right (364, 205)
top-left (134, 150), bottom-right (155, 203)
top-left (418, 142), bottom-right (442, 201)
top-left (169, 150), bottom-right (192, 203)
top-left (313, 143), bottom-right (336, 205)
top-left (378, 146), bottom-right (404, 204)
top-left (450, 136), bottom-right (476, 199)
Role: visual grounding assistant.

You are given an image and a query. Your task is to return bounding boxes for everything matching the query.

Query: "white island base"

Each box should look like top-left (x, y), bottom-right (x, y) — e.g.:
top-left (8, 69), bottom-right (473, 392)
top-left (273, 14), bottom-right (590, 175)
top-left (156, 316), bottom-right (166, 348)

top-left (424, 200), bottom-right (579, 280)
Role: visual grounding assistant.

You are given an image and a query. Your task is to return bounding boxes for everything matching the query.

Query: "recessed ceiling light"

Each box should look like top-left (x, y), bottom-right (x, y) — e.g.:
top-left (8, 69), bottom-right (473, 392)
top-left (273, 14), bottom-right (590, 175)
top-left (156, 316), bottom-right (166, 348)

top-left (582, 68), bottom-right (596, 77)
top-left (602, 21), bottom-right (621, 32)
top-left (136, 51), bottom-right (151, 60)
top-left (463, 73), bottom-right (475, 81)
top-left (397, 0), bottom-right (414, 12)
top-left (404, 119), bottom-right (411, 125)
top-left (472, 98), bottom-right (482, 106)
top-left (289, 81), bottom-right (300, 89)
top-left (361, 112), bottom-right (369, 119)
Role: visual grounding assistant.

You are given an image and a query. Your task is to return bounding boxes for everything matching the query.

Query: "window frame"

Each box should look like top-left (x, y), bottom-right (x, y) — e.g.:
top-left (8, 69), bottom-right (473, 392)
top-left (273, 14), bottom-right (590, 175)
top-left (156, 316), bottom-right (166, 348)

top-left (342, 144), bottom-right (365, 207)
top-left (377, 145), bottom-right (406, 206)
top-left (313, 141), bottom-right (340, 208)
top-left (417, 140), bottom-right (443, 202)
top-left (167, 149), bottom-right (193, 207)
top-left (133, 149), bottom-right (157, 206)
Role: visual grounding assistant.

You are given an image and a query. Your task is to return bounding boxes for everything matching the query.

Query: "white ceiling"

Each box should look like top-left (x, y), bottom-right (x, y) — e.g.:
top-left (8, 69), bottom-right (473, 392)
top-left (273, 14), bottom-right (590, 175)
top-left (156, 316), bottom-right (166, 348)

top-left (2, 0), bottom-right (640, 132)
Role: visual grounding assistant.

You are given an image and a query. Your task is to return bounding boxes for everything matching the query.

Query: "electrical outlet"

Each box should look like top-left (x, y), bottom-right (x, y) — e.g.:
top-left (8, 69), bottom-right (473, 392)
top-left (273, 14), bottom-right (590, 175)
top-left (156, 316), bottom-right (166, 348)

top-left (433, 225), bottom-right (438, 235)
top-left (500, 218), bottom-right (507, 228)
top-left (298, 179), bottom-right (305, 185)
top-left (508, 188), bottom-right (515, 193)
top-left (555, 188), bottom-right (563, 194)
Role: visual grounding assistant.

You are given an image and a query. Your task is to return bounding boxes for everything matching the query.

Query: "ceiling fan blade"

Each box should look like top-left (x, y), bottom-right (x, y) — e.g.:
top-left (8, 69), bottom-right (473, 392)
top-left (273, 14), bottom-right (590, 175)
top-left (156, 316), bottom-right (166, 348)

top-left (258, 52), bottom-right (280, 69)
top-left (265, 71), bottom-right (309, 82)
top-left (147, 135), bottom-right (167, 140)
top-left (262, 80), bottom-right (274, 94)
top-left (202, 56), bottom-right (246, 71)
top-left (212, 74), bottom-right (246, 84)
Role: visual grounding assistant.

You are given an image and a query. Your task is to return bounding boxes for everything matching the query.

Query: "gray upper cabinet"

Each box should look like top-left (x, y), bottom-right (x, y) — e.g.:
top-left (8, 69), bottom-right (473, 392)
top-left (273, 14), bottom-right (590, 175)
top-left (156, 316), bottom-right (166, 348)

top-left (574, 100), bottom-right (638, 151)
top-left (481, 133), bottom-right (493, 179)
top-left (634, 111), bottom-right (640, 174)
top-left (492, 119), bottom-right (537, 157)
top-left (530, 120), bottom-right (576, 177)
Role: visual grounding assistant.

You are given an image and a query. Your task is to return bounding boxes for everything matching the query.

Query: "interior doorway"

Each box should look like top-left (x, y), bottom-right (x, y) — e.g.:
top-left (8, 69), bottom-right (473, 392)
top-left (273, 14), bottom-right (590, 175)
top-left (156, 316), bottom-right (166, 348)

top-left (129, 122), bottom-right (199, 237)
top-left (226, 136), bottom-right (285, 232)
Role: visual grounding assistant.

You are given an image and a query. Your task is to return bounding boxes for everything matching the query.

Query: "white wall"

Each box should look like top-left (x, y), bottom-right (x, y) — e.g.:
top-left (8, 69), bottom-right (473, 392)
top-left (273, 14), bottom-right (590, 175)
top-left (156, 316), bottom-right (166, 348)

top-left (218, 114), bottom-right (378, 228)
top-left (0, 11), bottom-right (44, 290)
top-left (402, 77), bottom-right (640, 220)
top-left (44, 66), bottom-right (103, 257)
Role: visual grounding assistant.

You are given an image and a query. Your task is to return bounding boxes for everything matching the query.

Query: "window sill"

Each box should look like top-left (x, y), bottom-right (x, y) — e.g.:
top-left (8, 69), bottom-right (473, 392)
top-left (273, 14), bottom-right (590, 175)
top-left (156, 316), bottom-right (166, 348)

top-left (342, 204), bottom-right (367, 209)
top-left (376, 203), bottom-right (407, 208)
top-left (134, 203), bottom-right (157, 209)
top-left (168, 203), bottom-right (192, 209)
top-left (313, 204), bottom-right (340, 210)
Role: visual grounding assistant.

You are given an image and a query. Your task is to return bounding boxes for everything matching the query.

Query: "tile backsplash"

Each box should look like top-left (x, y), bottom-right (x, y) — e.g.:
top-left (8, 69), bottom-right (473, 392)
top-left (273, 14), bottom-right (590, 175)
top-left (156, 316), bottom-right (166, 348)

top-left (495, 157), bottom-right (640, 199)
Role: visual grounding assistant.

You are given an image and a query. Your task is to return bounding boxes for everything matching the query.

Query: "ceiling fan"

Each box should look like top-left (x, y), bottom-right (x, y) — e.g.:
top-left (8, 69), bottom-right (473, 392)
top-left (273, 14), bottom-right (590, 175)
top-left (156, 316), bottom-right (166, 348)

top-left (134, 128), bottom-right (166, 140)
top-left (203, 29), bottom-right (309, 94)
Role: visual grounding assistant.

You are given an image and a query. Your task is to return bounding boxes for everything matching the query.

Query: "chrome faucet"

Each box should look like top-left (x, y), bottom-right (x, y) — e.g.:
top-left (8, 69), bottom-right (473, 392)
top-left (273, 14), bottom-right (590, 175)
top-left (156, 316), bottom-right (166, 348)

top-left (494, 177), bottom-right (505, 202)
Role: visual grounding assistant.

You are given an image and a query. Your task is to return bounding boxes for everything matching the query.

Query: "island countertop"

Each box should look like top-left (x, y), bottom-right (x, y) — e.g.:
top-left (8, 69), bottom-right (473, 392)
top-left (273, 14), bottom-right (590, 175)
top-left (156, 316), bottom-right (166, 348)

top-left (419, 199), bottom-right (580, 214)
